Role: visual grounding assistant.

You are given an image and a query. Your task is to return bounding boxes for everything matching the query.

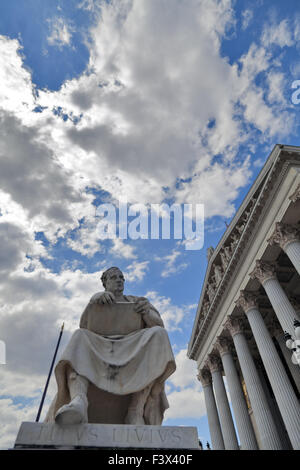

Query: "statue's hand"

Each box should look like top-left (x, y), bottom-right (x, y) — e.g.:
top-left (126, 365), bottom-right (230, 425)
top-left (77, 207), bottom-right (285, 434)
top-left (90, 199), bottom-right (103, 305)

top-left (91, 291), bottom-right (115, 305)
top-left (134, 297), bottom-right (151, 317)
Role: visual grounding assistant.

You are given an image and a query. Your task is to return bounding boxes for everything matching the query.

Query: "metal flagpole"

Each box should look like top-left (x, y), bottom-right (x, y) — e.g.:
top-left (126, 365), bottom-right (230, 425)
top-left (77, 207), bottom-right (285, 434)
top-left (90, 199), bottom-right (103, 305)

top-left (35, 323), bottom-right (64, 422)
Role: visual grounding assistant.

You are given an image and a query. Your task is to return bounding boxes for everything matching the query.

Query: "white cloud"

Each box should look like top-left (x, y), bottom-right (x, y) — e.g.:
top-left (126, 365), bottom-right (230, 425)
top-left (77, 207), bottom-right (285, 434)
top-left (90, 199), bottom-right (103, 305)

top-left (164, 349), bottom-right (206, 419)
top-left (0, 398), bottom-right (37, 449)
top-left (77, 0), bottom-right (100, 13)
top-left (47, 17), bottom-right (74, 49)
top-left (241, 9), bottom-right (253, 30)
top-left (266, 71), bottom-right (286, 105)
top-left (123, 260), bottom-right (149, 283)
top-left (155, 248), bottom-right (188, 278)
top-left (261, 19), bottom-right (294, 48)
top-left (1, 1), bottom-right (300, 447)
top-left (66, 216), bottom-right (104, 258)
top-left (175, 158), bottom-right (252, 219)
top-left (0, 36), bottom-right (35, 119)
top-left (110, 238), bottom-right (137, 259)
top-left (146, 291), bottom-right (186, 332)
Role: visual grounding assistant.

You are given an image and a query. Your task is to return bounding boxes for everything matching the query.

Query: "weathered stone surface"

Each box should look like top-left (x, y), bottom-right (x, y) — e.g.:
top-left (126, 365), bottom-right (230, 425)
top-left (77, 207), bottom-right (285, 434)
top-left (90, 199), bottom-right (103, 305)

top-left (14, 422), bottom-right (199, 449)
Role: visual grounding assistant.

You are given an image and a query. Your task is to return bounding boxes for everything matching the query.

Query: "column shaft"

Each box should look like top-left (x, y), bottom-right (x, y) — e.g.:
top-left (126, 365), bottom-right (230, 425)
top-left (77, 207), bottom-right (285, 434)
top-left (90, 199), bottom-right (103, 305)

top-left (246, 307), bottom-right (300, 450)
top-left (211, 369), bottom-right (239, 450)
top-left (221, 352), bottom-right (258, 449)
top-left (263, 278), bottom-right (300, 337)
top-left (285, 240), bottom-right (300, 276)
top-left (232, 332), bottom-right (283, 449)
top-left (202, 383), bottom-right (225, 450)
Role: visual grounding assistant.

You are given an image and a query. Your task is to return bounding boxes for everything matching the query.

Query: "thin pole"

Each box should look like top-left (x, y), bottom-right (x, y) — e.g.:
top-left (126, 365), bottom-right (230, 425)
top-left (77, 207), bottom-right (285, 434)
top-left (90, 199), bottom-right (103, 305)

top-left (35, 323), bottom-right (64, 422)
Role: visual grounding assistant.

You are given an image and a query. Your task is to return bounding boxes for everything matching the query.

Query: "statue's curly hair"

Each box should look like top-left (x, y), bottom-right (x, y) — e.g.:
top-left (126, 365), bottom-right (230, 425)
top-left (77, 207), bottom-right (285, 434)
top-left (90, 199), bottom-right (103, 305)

top-left (101, 267), bottom-right (123, 288)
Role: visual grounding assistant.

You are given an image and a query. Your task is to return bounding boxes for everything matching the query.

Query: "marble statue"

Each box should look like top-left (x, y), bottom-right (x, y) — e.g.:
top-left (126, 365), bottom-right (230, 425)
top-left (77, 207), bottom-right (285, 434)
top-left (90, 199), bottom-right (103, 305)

top-left (45, 267), bottom-right (176, 426)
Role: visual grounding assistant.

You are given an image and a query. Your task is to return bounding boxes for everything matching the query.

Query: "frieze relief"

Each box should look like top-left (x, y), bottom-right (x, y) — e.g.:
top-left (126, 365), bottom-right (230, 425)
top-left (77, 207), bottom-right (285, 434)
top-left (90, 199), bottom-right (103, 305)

top-left (213, 264), bottom-right (223, 285)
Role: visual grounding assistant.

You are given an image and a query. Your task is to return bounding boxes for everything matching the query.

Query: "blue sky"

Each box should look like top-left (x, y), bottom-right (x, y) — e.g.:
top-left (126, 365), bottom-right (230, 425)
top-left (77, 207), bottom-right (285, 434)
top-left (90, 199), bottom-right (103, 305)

top-left (1, 0), bottom-right (300, 449)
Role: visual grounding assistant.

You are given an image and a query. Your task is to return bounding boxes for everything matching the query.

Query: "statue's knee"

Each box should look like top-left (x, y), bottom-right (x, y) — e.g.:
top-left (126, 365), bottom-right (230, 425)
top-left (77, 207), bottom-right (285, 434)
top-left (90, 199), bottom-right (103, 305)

top-left (69, 371), bottom-right (77, 381)
top-left (153, 326), bottom-right (168, 340)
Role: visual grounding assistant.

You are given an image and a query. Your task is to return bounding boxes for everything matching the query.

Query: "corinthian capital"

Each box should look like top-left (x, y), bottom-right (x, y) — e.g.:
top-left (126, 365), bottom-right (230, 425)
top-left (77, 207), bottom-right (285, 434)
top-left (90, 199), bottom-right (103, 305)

top-left (224, 316), bottom-right (244, 337)
top-left (249, 260), bottom-right (276, 284)
top-left (205, 354), bottom-right (222, 373)
top-left (215, 336), bottom-right (231, 356)
top-left (268, 222), bottom-right (299, 250)
top-left (198, 369), bottom-right (212, 387)
top-left (236, 290), bottom-right (259, 314)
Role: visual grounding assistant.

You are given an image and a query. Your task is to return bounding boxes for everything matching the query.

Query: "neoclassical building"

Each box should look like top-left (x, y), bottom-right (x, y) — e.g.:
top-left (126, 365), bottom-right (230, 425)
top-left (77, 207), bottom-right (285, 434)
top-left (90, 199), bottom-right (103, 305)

top-left (188, 144), bottom-right (300, 450)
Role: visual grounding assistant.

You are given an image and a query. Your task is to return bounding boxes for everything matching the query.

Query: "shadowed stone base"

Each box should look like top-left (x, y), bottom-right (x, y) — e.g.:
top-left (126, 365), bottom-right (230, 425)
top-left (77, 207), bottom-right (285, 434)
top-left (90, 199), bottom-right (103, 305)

top-left (14, 422), bottom-right (199, 450)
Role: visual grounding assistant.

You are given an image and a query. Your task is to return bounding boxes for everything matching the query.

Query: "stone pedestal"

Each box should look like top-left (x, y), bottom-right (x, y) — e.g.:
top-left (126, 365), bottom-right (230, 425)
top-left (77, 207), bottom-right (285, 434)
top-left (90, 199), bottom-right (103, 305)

top-left (14, 422), bottom-right (199, 450)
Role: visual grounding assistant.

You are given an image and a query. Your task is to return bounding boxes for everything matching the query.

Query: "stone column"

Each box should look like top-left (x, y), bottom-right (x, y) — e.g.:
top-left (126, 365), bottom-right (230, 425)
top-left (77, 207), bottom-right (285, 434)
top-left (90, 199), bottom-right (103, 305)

top-left (198, 369), bottom-right (225, 450)
top-left (237, 291), bottom-right (300, 450)
top-left (268, 222), bottom-right (300, 275)
top-left (206, 355), bottom-right (239, 450)
top-left (215, 337), bottom-right (258, 450)
top-left (225, 317), bottom-right (283, 450)
top-left (250, 260), bottom-right (299, 337)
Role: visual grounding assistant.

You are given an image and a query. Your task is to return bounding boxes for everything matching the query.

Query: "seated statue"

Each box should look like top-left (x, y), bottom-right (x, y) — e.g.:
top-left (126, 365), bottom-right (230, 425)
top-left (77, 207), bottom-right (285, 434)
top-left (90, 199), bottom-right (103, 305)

top-left (45, 267), bottom-right (176, 426)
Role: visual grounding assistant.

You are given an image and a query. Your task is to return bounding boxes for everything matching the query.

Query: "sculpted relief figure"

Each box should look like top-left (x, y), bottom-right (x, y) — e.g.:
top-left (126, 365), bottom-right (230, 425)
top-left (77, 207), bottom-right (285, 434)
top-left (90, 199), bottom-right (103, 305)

top-left (230, 232), bottom-right (240, 250)
top-left (213, 264), bottom-right (223, 285)
top-left (206, 281), bottom-right (216, 303)
top-left (45, 267), bottom-right (176, 426)
top-left (220, 245), bottom-right (231, 271)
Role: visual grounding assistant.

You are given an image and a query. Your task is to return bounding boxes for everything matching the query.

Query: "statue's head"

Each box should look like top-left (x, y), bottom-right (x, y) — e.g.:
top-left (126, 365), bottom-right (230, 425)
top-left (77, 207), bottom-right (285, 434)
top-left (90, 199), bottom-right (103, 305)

top-left (101, 267), bottom-right (125, 293)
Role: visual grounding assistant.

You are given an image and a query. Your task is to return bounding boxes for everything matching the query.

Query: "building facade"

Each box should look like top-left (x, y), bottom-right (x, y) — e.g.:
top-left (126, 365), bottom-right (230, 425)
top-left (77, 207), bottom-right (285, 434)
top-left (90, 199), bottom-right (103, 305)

top-left (188, 144), bottom-right (300, 450)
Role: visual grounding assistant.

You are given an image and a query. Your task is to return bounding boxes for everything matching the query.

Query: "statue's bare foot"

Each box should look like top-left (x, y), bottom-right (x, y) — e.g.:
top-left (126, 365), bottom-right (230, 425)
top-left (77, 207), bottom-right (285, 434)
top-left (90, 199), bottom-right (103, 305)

top-left (124, 408), bottom-right (145, 425)
top-left (55, 395), bottom-right (88, 425)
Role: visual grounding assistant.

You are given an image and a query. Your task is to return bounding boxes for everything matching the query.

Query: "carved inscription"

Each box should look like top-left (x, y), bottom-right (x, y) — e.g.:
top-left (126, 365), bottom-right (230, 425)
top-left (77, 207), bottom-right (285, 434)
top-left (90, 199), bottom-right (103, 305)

top-left (112, 426), bottom-right (182, 445)
top-left (15, 422), bottom-right (190, 449)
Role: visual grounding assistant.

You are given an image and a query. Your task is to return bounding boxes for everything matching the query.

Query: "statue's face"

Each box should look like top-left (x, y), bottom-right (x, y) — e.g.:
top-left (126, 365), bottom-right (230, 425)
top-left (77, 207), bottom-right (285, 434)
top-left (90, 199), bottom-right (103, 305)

top-left (105, 269), bottom-right (125, 293)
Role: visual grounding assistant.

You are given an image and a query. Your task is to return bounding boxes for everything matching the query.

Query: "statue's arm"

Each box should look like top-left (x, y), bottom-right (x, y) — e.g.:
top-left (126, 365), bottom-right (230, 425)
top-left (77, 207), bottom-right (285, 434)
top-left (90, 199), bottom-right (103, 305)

top-left (144, 303), bottom-right (165, 328)
top-left (128, 296), bottom-right (164, 328)
top-left (79, 304), bottom-right (89, 329)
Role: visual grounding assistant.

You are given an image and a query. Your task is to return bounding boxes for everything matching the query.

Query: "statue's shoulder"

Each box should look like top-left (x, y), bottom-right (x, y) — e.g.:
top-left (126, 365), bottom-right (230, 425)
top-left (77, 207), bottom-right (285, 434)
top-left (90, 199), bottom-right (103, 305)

top-left (89, 291), bottom-right (105, 303)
